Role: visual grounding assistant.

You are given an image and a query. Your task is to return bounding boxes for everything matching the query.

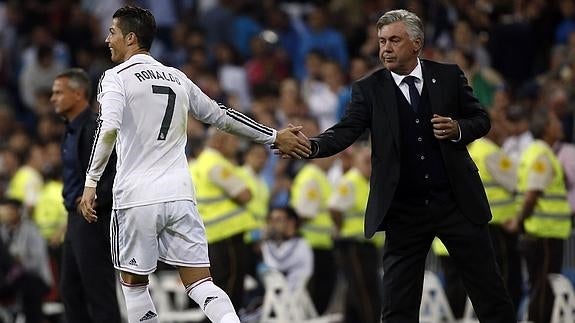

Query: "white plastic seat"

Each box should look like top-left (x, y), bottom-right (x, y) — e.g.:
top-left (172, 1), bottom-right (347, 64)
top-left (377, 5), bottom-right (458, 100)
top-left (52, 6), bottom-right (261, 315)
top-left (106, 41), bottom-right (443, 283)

top-left (150, 272), bottom-right (206, 322)
top-left (549, 273), bottom-right (575, 323)
top-left (260, 270), bottom-right (341, 323)
top-left (419, 270), bottom-right (456, 323)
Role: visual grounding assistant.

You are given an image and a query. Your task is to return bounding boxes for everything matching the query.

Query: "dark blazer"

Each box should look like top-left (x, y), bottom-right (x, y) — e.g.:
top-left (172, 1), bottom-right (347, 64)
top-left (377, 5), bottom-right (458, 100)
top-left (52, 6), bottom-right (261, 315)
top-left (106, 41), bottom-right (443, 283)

top-left (310, 59), bottom-right (491, 238)
top-left (77, 110), bottom-right (116, 213)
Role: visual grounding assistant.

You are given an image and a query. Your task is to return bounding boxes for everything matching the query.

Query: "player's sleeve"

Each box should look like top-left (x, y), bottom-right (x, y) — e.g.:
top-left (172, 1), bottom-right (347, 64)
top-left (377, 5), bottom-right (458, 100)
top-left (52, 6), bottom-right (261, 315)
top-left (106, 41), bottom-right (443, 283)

top-left (186, 78), bottom-right (277, 145)
top-left (85, 71), bottom-right (124, 188)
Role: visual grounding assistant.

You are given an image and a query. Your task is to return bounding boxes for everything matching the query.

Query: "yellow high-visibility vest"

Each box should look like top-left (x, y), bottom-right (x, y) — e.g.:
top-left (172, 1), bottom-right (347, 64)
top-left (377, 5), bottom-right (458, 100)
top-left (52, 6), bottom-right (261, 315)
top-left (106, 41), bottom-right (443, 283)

top-left (33, 180), bottom-right (67, 240)
top-left (7, 165), bottom-right (43, 206)
top-left (517, 140), bottom-right (572, 239)
top-left (291, 164), bottom-right (334, 249)
top-left (190, 149), bottom-right (255, 243)
top-left (238, 165), bottom-right (270, 242)
top-left (468, 138), bottom-right (517, 224)
top-left (337, 168), bottom-right (385, 246)
top-left (432, 238), bottom-right (449, 256)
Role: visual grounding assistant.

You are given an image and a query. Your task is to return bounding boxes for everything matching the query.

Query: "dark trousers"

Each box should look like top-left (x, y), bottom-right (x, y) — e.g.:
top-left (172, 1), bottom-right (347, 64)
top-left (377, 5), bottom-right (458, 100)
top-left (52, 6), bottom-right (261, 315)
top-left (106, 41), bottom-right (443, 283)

top-left (244, 241), bottom-right (265, 305)
top-left (380, 190), bottom-right (515, 323)
top-left (208, 233), bottom-right (246, 310)
top-left (520, 236), bottom-right (564, 323)
top-left (441, 224), bottom-right (524, 319)
top-left (308, 248), bottom-right (336, 315)
top-left (0, 272), bottom-right (49, 323)
top-left (439, 256), bottom-right (467, 318)
top-left (335, 239), bottom-right (382, 323)
top-left (489, 224), bottom-right (523, 315)
top-left (60, 209), bottom-right (120, 323)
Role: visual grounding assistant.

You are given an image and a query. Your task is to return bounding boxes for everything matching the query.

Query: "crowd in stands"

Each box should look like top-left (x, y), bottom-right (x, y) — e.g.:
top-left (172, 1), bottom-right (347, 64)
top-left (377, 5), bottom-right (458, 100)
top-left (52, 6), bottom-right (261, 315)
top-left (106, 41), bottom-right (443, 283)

top-left (1, 0), bottom-right (575, 322)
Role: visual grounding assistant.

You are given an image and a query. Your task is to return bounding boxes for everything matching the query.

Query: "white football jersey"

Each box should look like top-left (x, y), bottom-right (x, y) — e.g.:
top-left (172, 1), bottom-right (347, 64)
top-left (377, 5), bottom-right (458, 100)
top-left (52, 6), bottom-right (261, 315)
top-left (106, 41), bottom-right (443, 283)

top-left (86, 54), bottom-right (276, 209)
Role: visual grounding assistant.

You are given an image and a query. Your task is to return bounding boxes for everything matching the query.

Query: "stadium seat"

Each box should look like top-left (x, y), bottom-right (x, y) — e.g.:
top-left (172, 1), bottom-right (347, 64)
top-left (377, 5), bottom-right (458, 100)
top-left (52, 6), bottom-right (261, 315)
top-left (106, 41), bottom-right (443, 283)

top-left (419, 270), bottom-right (456, 323)
top-left (549, 273), bottom-right (575, 323)
top-left (260, 270), bottom-right (341, 323)
top-left (148, 272), bottom-right (206, 323)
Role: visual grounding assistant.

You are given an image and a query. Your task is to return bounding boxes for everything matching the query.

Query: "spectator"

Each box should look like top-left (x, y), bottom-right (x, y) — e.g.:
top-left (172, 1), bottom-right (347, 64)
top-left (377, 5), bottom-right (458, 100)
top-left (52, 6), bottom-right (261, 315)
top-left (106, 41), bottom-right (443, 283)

top-left (0, 198), bottom-right (52, 323)
top-left (18, 45), bottom-right (65, 112)
top-left (506, 108), bottom-right (572, 323)
top-left (261, 206), bottom-right (313, 292)
top-left (6, 143), bottom-right (44, 214)
top-left (294, 5), bottom-right (348, 80)
top-left (245, 32), bottom-right (290, 90)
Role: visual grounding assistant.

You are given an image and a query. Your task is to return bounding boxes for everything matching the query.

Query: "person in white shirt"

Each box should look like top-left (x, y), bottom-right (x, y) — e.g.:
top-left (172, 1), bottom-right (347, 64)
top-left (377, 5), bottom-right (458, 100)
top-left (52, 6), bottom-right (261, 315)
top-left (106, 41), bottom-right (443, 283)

top-left (261, 206), bottom-right (313, 292)
top-left (78, 6), bottom-right (310, 323)
top-left (502, 105), bottom-right (533, 163)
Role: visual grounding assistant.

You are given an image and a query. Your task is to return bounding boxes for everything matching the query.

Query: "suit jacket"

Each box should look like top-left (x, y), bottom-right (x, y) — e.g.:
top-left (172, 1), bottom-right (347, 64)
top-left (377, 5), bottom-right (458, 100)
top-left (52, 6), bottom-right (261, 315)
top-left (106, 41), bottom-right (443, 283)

top-left (310, 59), bottom-right (492, 238)
top-left (76, 110), bottom-right (116, 214)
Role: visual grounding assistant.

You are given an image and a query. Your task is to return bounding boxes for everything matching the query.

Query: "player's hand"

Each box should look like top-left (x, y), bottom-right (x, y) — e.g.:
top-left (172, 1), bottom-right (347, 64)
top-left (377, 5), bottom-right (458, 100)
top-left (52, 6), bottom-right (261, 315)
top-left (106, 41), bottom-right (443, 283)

top-left (78, 186), bottom-right (98, 223)
top-left (431, 114), bottom-right (459, 140)
top-left (273, 124), bottom-right (311, 159)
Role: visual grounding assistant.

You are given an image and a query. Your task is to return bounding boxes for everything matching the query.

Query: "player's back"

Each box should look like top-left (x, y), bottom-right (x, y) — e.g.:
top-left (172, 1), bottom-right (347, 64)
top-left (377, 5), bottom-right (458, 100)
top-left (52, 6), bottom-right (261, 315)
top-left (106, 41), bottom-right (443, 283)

top-left (102, 54), bottom-right (193, 209)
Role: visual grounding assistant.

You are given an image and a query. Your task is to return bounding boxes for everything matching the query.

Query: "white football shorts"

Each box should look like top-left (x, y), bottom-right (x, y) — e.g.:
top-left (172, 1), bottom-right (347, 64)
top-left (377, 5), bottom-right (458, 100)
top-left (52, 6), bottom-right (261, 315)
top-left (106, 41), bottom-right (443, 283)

top-left (110, 200), bottom-right (210, 275)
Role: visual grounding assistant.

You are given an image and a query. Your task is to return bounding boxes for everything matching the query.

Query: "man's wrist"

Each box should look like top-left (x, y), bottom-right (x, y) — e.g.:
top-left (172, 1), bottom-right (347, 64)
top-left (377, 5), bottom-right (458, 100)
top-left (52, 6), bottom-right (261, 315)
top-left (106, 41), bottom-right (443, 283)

top-left (308, 140), bottom-right (319, 158)
top-left (85, 177), bottom-right (98, 188)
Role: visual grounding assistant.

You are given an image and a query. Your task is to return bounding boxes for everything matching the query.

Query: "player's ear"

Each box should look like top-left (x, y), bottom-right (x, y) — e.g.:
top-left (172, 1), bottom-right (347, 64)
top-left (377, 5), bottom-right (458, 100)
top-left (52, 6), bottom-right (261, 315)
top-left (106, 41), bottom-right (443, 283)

top-left (126, 32), bottom-right (136, 46)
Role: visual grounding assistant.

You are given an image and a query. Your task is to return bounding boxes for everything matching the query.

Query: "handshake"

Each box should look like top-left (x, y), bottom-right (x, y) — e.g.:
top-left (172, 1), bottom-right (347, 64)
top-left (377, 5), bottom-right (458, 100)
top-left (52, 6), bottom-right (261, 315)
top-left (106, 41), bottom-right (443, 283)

top-left (272, 124), bottom-right (312, 159)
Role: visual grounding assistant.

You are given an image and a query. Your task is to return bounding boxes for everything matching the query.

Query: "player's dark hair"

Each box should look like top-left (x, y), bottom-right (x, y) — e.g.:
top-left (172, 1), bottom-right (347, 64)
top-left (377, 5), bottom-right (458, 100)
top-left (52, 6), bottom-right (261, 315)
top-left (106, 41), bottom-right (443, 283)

top-left (56, 68), bottom-right (92, 100)
top-left (113, 6), bottom-right (156, 51)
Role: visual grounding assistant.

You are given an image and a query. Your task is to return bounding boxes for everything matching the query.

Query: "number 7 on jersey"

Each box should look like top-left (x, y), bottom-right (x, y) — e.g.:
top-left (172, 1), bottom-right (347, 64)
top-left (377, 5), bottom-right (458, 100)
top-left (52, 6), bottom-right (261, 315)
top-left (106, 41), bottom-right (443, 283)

top-left (152, 85), bottom-right (176, 140)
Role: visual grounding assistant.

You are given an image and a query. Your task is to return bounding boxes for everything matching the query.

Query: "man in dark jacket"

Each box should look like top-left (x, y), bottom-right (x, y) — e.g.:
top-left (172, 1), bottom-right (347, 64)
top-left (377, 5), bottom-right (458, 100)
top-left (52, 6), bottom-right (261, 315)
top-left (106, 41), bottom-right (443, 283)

top-left (51, 68), bottom-right (121, 322)
top-left (304, 9), bottom-right (515, 323)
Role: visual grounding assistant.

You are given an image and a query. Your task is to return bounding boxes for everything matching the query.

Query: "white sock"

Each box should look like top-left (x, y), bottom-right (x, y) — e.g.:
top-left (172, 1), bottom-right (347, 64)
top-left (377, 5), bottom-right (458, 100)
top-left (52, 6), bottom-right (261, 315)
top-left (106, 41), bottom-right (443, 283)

top-left (121, 282), bottom-right (159, 323)
top-left (187, 278), bottom-right (240, 323)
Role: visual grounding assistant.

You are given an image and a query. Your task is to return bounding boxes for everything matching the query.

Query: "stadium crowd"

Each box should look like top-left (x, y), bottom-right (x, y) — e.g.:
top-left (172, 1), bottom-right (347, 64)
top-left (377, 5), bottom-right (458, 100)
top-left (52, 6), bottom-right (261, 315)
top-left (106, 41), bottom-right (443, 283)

top-left (0, 0), bottom-right (575, 322)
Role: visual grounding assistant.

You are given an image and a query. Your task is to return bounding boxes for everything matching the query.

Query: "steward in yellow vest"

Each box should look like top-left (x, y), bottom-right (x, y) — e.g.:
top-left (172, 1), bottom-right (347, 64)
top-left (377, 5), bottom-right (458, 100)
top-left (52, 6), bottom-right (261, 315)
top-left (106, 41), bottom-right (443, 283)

top-left (191, 147), bottom-right (255, 243)
top-left (190, 129), bottom-right (254, 309)
top-left (470, 135), bottom-right (523, 312)
top-left (33, 179), bottom-right (67, 245)
top-left (237, 143), bottom-right (270, 291)
top-left (238, 144), bottom-right (271, 243)
top-left (328, 145), bottom-right (382, 323)
top-left (7, 144), bottom-right (45, 214)
top-left (510, 109), bottom-right (572, 323)
top-left (290, 157), bottom-right (336, 314)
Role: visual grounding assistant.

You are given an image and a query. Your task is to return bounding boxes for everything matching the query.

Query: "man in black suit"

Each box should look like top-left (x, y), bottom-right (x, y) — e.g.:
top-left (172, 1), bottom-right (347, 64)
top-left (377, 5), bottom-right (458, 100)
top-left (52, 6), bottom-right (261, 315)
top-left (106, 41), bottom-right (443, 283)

top-left (51, 69), bottom-right (121, 322)
top-left (304, 10), bottom-right (515, 323)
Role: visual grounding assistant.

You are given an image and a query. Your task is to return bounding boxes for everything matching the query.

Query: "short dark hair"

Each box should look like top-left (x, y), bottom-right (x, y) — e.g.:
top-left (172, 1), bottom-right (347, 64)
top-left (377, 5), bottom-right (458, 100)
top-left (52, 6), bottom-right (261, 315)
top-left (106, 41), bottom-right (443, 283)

top-left (113, 6), bottom-right (156, 51)
top-left (529, 107), bottom-right (550, 140)
top-left (268, 206), bottom-right (301, 227)
top-left (0, 198), bottom-right (23, 209)
top-left (56, 68), bottom-right (92, 99)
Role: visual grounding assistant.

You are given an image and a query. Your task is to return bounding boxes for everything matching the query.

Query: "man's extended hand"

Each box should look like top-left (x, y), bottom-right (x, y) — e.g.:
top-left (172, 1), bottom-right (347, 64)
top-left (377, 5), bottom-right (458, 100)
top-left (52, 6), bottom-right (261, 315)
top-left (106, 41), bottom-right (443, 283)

top-left (78, 186), bottom-right (98, 223)
top-left (274, 125), bottom-right (311, 159)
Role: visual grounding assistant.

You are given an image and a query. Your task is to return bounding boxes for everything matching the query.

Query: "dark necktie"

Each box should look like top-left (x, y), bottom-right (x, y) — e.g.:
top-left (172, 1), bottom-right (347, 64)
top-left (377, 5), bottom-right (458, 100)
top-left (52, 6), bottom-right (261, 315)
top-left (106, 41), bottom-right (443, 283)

top-left (403, 75), bottom-right (420, 111)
